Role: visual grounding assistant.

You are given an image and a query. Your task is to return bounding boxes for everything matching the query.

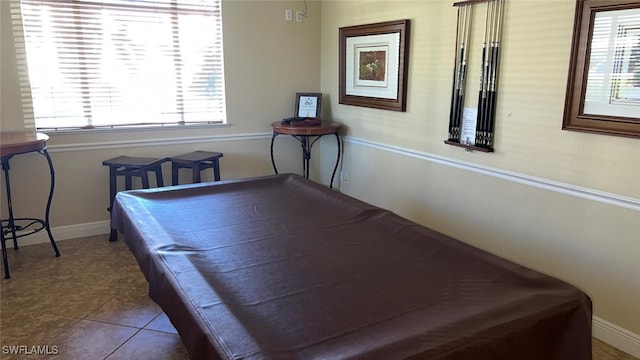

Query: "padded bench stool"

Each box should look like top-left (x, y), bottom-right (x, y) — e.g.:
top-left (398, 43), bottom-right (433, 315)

top-left (168, 151), bottom-right (223, 185)
top-left (102, 156), bottom-right (168, 241)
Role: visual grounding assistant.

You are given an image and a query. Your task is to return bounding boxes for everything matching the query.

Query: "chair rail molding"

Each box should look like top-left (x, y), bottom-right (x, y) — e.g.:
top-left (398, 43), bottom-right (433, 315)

top-left (47, 132), bottom-right (273, 153)
top-left (344, 136), bottom-right (640, 212)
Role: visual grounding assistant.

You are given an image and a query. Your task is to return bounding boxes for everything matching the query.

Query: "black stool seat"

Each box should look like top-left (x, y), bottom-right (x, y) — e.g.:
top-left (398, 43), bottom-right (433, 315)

top-left (103, 156), bottom-right (167, 241)
top-left (169, 151), bottom-right (223, 185)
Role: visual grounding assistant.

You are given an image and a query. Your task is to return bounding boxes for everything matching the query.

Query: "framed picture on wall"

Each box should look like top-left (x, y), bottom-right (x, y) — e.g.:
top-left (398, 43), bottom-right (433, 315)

top-left (295, 93), bottom-right (322, 118)
top-left (563, 0), bottom-right (640, 138)
top-left (339, 19), bottom-right (410, 112)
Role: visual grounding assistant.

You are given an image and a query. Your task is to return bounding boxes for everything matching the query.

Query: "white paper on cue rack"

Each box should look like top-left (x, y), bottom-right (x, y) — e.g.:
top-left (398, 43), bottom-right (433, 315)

top-left (460, 108), bottom-right (477, 145)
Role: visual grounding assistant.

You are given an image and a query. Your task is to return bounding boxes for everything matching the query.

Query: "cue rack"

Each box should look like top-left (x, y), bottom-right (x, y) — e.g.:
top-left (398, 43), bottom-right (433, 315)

top-left (445, 0), bottom-right (505, 153)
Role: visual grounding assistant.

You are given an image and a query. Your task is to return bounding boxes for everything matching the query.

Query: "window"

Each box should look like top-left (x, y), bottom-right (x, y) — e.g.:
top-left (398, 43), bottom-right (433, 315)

top-left (584, 7), bottom-right (640, 117)
top-left (563, 0), bottom-right (640, 138)
top-left (12, 0), bottom-right (226, 130)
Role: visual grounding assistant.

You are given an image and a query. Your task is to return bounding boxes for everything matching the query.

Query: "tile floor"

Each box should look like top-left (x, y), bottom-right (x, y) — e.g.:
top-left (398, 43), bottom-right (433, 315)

top-left (0, 235), bottom-right (638, 360)
top-left (0, 235), bottom-right (187, 359)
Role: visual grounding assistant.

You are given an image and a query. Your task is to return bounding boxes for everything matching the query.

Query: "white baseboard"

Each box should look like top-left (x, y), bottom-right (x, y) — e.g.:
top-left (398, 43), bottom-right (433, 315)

top-left (6, 221), bottom-right (640, 358)
top-left (594, 316), bottom-right (640, 358)
top-left (3, 220), bottom-right (110, 248)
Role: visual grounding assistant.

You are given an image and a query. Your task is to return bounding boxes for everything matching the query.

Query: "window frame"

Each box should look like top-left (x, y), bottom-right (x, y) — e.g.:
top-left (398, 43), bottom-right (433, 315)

top-left (563, 0), bottom-right (640, 138)
top-left (13, 0), bottom-right (227, 132)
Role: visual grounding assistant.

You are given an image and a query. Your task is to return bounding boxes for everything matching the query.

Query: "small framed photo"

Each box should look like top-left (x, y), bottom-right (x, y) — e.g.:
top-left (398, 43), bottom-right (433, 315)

top-left (295, 93), bottom-right (322, 118)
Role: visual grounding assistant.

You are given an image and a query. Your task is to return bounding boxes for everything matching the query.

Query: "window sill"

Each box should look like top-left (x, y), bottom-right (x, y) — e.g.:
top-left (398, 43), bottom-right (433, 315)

top-left (40, 122), bottom-right (229, 135)
top-left (42, 123), bottom-right (272, 153)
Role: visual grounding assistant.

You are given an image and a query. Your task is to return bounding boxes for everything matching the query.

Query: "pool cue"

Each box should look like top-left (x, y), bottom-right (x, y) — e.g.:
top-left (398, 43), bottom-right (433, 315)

top-left (451, 5), bottom-right (469, 141)
top-left (476, 0), bottom-right (492, 146)
top-left (454, 5), bottom-right (472, 142)
top-left (482, 0), bottom-right (498, 147)
top-left (449, 7), bottom-right (463, 141)
top-left (486, 0), bottom-right (504, 148)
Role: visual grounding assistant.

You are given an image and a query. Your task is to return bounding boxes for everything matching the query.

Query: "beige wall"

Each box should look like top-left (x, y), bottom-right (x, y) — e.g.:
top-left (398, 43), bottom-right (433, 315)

top-left (1, 1), bottom-right (321, 225)
top-left (2, 0), bottom-right (639, 353)
top-left (320, 0), bottom-right (639, 347)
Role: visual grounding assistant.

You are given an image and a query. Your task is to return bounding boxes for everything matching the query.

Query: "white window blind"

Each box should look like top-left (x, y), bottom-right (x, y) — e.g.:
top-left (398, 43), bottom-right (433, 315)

top-left (584, 8), bottom-right (640, 118)
top-left (11, 0), bottom-right (226, 130)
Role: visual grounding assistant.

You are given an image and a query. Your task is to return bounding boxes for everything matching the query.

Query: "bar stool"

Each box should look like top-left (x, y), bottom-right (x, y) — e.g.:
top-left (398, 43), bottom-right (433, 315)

top-left (102, 156), bottom-right (168, 241)
top-left (168, 151), bottom-right (223, 185)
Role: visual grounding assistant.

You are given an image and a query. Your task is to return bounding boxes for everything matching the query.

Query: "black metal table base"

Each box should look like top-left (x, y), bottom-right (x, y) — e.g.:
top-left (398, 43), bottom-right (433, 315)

top-left (270, 132), bottom-right (341, 189)
top-left (1, 148), bottom-right (60, 279)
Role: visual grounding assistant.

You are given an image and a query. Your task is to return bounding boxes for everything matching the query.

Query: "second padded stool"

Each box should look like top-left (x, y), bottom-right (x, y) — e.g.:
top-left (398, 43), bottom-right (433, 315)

top-left (169, 151), bottom-right (223, 185)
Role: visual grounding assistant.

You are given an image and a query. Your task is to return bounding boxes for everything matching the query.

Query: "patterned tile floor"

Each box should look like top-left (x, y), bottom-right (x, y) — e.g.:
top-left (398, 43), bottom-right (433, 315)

top-left (0, 235), bottom-right (637, 360)
top-left (1, 235), bottom-right (187, 360)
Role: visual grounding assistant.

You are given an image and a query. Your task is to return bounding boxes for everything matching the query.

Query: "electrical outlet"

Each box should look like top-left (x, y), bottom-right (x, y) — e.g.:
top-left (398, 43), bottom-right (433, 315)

top-left (295, 10), bottom-right (303, 22)
top-left (285, 9), bottom-right (292, 22)
top-left (343, 173), bottom-right (350, 183)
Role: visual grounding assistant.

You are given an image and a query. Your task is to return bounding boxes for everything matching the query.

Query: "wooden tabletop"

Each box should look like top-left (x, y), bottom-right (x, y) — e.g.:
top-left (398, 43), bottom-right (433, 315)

top-left (0, 131), bottom-right (49, 157)
top-left (271, 121), bottom-right (341, 136)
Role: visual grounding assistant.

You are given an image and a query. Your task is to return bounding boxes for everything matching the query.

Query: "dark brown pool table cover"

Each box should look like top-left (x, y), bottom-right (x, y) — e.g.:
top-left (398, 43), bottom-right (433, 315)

top-left (112, 174), bottom-right (592, 360)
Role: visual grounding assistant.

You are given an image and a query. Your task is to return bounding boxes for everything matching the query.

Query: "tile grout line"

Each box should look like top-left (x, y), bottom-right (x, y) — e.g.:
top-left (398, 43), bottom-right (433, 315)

top-left (102, 327), bottom-right (143, 360)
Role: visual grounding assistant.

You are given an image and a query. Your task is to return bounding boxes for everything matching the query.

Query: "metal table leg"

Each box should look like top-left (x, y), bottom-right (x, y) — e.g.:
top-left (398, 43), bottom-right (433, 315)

top-left (270, 132), bottom-right (279, 175)
top-left (300, 136), bottom-right (310, 178)
top-left (1, 212), bottom-right (8, 279)
top-left (1, 156), bottom-right (18, 249)
top-left (40, 149), bottom-right (60, 257)
top-left (329, 133), bottom-right (341, 189)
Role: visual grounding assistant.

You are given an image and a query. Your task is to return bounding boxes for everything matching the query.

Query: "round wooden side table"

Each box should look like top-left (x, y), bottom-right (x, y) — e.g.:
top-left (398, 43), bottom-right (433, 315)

top-left (270, 121), bottom-right (342, 189)
top-left (0, 131), bottom-right (60, 279)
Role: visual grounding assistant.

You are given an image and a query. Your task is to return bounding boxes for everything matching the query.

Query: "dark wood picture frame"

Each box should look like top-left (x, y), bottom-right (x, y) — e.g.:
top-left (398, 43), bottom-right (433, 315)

top-left (339, 19), bottom-right (410, 112)
top-left (295, 93), bottom-right (322, 118)
top-left (563, 0), bottom-right (640, 138)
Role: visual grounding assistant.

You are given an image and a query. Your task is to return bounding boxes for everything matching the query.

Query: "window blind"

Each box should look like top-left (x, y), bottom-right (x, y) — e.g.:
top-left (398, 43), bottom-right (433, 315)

top-left (12, 0), bottom-right (226, 130)
top-left (585, 8), bottom-right (640, 117)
